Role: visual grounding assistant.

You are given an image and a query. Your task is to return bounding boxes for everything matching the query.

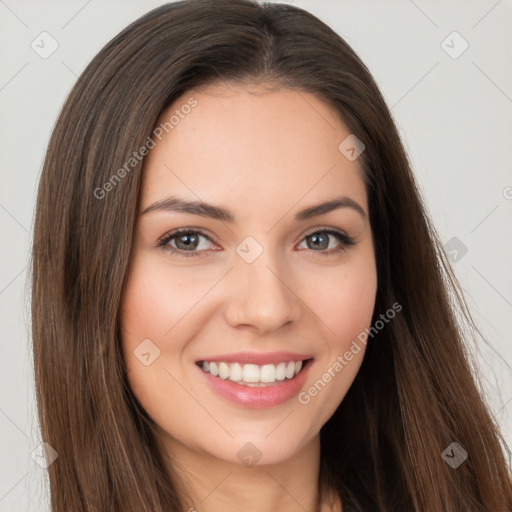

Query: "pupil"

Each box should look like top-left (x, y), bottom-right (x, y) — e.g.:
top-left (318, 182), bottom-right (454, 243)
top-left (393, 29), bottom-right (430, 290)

top-left (176, 233), bottom-right (198, 250)
top-left (309, 233), bottom-right (327, 250)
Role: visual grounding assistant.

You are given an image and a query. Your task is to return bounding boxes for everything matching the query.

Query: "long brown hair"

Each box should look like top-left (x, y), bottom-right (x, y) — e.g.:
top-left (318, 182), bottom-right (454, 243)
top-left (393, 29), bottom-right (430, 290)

top-left (31, 1), bottom-right (512, 510)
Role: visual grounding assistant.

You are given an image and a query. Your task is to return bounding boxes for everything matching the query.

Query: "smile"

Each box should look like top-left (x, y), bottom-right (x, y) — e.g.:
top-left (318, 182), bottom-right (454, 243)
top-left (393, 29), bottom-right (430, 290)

top-left (195, 355), bottom-right (314, 408)
top-left (197, 360), bottom-right (306, 386)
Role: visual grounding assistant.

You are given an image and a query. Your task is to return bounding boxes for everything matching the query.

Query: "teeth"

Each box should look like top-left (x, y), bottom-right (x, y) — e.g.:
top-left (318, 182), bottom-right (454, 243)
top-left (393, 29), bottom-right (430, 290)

top-left (200, 360), bottom-right (306, 385)
top-left (276, 362), bottom-right (286, 381)
top-left (218, 362), bottom-right (230, 379)
top-left (242, 364), bottom-right (260, 383)
top-left (260, 364), bottom-right (275, 383)
top-left (230, 362), bottom-right (242, 381)
top-left (209, 361), bottom-right (218, 377)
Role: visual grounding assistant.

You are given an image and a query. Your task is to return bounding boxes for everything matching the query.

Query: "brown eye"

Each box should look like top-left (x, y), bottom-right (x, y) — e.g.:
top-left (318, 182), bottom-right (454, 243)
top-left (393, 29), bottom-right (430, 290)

top-left (173, 232), bottom-right (201, 251)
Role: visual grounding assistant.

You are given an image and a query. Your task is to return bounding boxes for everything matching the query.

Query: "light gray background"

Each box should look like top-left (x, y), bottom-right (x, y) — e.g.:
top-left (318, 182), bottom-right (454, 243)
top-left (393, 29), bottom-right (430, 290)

top-left (1, 0), bottom-right (511, 510)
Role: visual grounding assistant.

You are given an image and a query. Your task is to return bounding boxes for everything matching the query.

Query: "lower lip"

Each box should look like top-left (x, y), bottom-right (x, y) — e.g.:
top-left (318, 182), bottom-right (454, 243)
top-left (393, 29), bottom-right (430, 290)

top-left (196, 359), bottom-right (313, 409)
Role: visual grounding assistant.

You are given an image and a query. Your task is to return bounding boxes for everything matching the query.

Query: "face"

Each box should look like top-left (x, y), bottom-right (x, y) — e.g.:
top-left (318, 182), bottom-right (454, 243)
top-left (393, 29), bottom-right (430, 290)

top-left (120, 82), bottom-right (377, 467)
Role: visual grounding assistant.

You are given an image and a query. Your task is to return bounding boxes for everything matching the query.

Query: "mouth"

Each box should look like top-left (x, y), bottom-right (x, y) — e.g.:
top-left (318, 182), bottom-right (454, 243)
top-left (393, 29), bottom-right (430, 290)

top-left (194, 356), bottom-right (314, 408)
top-left (195, 358), bottom-right (313, 387)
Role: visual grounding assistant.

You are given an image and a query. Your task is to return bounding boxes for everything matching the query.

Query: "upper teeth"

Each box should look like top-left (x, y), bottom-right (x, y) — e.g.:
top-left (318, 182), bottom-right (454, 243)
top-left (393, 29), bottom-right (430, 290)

top-left (201, 360), bottom-right (303, 385)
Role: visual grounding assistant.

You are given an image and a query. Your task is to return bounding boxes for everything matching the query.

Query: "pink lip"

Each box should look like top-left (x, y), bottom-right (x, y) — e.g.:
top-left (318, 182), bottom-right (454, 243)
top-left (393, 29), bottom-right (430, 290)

top-left (196, 358), bottom-right (314, 409)
top-left (195, 351), bottom-right (313, 365)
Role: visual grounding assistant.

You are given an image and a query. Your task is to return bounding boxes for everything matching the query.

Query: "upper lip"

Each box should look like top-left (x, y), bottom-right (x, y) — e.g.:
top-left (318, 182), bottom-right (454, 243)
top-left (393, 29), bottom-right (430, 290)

top-left (195, 351), bottom-right (314, 365)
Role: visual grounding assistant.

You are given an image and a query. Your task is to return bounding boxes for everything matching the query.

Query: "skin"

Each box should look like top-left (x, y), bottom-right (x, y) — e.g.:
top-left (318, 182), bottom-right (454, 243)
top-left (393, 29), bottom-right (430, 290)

top-left (120, 82), bottom-right (377, 512)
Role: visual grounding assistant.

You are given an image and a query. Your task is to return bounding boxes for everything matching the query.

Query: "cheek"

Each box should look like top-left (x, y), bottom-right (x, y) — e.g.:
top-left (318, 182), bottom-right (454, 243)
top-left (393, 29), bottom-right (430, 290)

top-left (332, 277), bottom-right (376, 346)
top-left (120, 258), bottom-right (207, 345)
top-left (120, 261), bottom-right (183, 401)
top-left (119, 266), bottom-right (191, 430)
top-left (308, 256), bottom-right (377, 350)
top-left (119, 255), bottom-right (227, 417)
top-left (296, 253), bottom-right (377, 420)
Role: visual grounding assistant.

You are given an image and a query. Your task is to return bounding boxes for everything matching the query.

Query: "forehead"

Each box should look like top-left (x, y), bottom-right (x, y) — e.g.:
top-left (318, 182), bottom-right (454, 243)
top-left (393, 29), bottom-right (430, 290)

top-left (140, 83), bottom-right (367, 217)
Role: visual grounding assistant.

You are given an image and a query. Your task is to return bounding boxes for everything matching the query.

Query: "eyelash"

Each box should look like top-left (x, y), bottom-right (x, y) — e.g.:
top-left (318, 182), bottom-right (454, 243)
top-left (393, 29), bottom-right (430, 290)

top-left (157, 226), bottom-right (356, 258)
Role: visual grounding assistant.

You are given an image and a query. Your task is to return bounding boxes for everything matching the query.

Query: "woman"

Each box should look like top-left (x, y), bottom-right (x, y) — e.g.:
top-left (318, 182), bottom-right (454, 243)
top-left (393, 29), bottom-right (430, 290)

top-left (31, 0), bottom-right (512, 510)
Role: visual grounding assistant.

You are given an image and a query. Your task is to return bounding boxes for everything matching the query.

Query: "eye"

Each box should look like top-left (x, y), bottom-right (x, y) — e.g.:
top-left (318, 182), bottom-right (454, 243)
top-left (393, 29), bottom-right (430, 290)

top-left (157, 228), bottom-right (216, 258)
top-left (157, 226), bottom-right (356, 258)
top-left (296, 228), bottom-right (356, 256)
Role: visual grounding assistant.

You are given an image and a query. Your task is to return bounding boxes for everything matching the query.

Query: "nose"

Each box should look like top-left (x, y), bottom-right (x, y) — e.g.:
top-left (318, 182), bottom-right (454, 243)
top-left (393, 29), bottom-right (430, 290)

top-left (223, 251), bottom-right (302, 335)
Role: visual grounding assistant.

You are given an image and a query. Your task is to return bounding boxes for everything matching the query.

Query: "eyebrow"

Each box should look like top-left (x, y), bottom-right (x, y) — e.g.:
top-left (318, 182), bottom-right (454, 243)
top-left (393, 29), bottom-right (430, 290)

top-left (141, 195), bottom-right (367, 222)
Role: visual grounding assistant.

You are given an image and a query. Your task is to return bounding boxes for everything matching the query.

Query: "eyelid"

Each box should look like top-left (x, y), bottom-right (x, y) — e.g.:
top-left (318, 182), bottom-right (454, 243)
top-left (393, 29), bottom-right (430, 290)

top-left (156, 226), bottom-right (214, 246)
top-left (300, 224), bottom-right (350, 240)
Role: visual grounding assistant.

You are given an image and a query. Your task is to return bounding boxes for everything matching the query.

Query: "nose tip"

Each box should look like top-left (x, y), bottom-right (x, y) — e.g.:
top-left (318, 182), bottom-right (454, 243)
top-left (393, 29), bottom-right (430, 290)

top-left (223, 256), bottom-right (301, 334)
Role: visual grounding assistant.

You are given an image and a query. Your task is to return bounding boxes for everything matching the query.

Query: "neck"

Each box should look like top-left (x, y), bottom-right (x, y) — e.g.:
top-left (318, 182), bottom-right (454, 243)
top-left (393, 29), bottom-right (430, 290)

top-left (156, 432), bottom-right (341, 512)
